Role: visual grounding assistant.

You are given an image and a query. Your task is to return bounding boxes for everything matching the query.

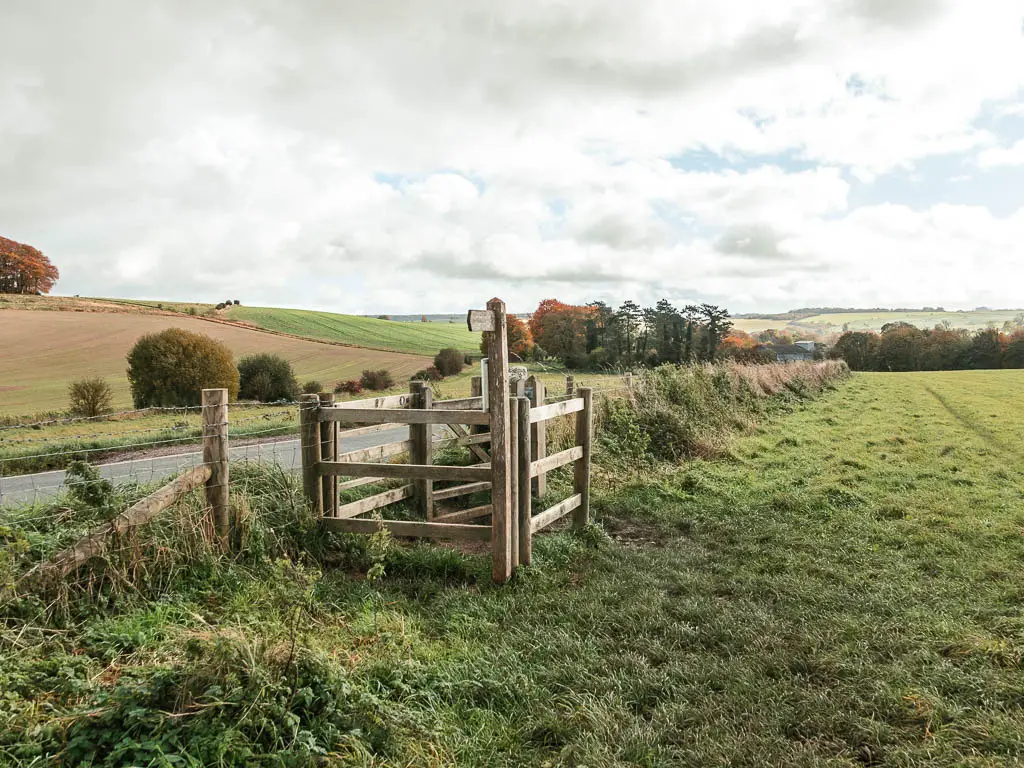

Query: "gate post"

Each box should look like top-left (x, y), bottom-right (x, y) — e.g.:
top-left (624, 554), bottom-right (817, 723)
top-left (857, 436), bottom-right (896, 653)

top-left (470, 375), bottom-right (486, 439)
top-left (469, 298), bottom-right (513, 583)
top-left (573, 387), bottom-right (593, 529)
top-left (517, 396), bottom-right (532, 566)
top-left (509, 395), bottom-right (519, 567)
top-left (526, 375), bottom-right (546, 496)
top-left (299, 393), bottom-right (322, 516)
top-left (410, 380), bottom-right (434, 519)
top-left (318, 392), bottom-right (337, 518)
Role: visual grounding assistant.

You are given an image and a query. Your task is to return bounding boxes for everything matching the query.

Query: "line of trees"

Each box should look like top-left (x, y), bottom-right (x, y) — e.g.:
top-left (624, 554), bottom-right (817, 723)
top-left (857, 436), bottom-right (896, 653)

top-left (830, 322), bottom-right (1024, 371)
top-left (524, 298), bottom-right (734, 369)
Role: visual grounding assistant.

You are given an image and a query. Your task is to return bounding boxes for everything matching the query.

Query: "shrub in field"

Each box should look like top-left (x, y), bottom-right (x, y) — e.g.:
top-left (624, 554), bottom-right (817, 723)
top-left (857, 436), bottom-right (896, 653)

top-left (433, 348), bottom-right (464, 377)
top-left (301, 380), bottom-right (323, 395)
top-left (67, 377), bottom-right (114, 417)
top-left (360, 369), bottom-right (394, 391)
top-left (586, 347), bottom-right (611, 370)
top-left (334, 379), bottom-right (363, 395)
top-left (411, 366), bottom-right (443, 382)
top-left (238, 354), bottom-right (299, 402)
top-left (127, 328), bottom-right (239, 407)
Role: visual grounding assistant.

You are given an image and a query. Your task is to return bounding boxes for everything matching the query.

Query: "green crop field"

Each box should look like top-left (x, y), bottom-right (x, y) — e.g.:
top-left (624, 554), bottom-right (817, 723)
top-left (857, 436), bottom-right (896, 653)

top-left (733, 309), bottom-right (1024, 336)
top-left (5, 367), bottom-right (1024, 764)
top-left (225, 306), bottom-right (482, 356)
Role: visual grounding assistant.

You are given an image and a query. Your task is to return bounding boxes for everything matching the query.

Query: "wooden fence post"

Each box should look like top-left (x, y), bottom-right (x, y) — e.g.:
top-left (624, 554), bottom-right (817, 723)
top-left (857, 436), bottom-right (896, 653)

top-left (410, 381), bottom-right (433, 519)
top-left (527, 375), bottom-right (546, 497)
top-left (517, 396), bottom-right (532, 566)
top-left (485, 298), bottom-right (513, 583)
top-left (510, 395), bottom-right (522, 567)
top-left (299, 394), bottom-right (322, 516)
top-left (573, 387), bottom-right (593, 529)
top-left (202, 388), bottom-right (230, 550)
top-left (566, 375), bottom-right (575, 397)
top-left (625, 372), bottom-right (633, 395)
top-left (318, 392), bottom-right (337, 517)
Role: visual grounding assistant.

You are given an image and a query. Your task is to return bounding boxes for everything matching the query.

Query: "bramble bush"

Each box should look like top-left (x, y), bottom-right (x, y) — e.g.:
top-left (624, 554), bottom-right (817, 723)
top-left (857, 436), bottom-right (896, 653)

top-left (360, 369), bottom-right (394, 391)
top-left (410, 366), bottom-right (443, 382)
top-left (334, 379), bottom-right (363, 395)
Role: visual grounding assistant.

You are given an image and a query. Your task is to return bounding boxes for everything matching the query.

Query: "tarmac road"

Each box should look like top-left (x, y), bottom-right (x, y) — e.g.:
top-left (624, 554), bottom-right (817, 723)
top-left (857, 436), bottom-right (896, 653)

top-left (0, 426), bottom-right (411, 507)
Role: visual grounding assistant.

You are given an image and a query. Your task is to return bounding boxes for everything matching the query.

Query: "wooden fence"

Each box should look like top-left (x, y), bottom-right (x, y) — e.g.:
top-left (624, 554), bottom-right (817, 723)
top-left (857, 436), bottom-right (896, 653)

top-left (299, 297), bottom-right (595, 584)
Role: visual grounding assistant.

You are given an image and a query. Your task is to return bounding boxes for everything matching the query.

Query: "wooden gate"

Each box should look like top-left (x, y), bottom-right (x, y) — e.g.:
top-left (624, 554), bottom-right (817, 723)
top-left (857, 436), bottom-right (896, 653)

top-left (299, 297), bottom-right (593, 584)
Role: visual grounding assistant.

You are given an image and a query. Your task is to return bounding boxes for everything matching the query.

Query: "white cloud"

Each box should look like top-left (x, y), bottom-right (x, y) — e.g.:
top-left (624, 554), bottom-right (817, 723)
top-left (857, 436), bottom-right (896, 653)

top-left (0, 0), bottom-right (1022, 313)
top-left (978, 139), bottom-right (1024, 168)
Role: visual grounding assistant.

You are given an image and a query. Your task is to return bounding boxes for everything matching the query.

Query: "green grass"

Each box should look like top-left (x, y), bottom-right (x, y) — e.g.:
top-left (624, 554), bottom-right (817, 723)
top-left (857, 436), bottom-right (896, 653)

top-left (4, 369), bottom-right (1024, 765)
top-left (225, 306), bottom-right (482, 355)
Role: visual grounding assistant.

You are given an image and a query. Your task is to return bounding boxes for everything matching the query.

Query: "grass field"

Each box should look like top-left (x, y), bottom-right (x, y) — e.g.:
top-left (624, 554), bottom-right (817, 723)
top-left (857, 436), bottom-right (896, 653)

top-left (733, 309), bottom-right (1024, 336)
top-left (4, 368), bottom-right (1024, 764)
top-left (0, 309), bottom-right (431, 415)
top-left (224, 306), bottom-right (481, 355)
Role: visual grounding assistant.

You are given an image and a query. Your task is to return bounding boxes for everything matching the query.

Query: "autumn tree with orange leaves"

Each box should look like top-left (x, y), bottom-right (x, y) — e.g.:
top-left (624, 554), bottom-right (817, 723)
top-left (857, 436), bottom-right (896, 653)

top-left (528, 299), bottom-right (595, 364)
top-left (0, 236), bottom-right (59, 294)
top-left (481, 314), bottom-right (535, 360)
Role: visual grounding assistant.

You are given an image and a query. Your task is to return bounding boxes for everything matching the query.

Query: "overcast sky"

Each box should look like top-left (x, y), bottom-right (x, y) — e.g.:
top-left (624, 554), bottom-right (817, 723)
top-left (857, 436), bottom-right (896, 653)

top-left (2, 1), bottom-right (1023, 314)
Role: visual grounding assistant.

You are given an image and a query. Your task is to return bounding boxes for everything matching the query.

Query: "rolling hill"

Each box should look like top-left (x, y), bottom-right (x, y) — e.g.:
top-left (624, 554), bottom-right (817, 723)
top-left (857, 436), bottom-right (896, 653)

top-left (0, 302), bottom-right (435, 415)
top-left (731, 309), bottom-right (1024, 336)
top-left (223, 306), bottom-right (481, 355)
top-left (93, 298), bottom-right (482, 355)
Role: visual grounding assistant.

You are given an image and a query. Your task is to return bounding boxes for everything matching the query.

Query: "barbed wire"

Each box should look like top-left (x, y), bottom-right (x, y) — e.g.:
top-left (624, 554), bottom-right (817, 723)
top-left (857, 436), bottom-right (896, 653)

top-left (0, 423), bottom-right (202, 446)
top-left (0, 412), bottom-right (296, 448)
top-left (0, 405), bottom-right (211, 432)
top-left (0, 401), bottom-right (299, 435)
top-left (0, 431), bottom-right (223, 465)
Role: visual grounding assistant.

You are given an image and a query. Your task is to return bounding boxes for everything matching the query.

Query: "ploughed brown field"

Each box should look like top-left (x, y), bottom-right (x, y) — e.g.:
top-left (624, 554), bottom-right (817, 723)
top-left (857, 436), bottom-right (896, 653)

top-left (0, 309), bottom-right (430, 415)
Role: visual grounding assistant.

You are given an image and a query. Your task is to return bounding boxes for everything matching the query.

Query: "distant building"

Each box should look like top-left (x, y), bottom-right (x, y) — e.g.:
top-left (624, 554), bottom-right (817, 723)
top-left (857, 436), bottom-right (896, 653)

top-left (771, 342), bottom-right (816, 362)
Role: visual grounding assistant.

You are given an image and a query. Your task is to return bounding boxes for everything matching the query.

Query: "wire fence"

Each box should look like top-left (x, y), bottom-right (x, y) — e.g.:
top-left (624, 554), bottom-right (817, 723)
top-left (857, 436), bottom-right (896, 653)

top-left (0, 401), bottom-right (303, 510)
top-left (0, 377), bottom-right (630, 511)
